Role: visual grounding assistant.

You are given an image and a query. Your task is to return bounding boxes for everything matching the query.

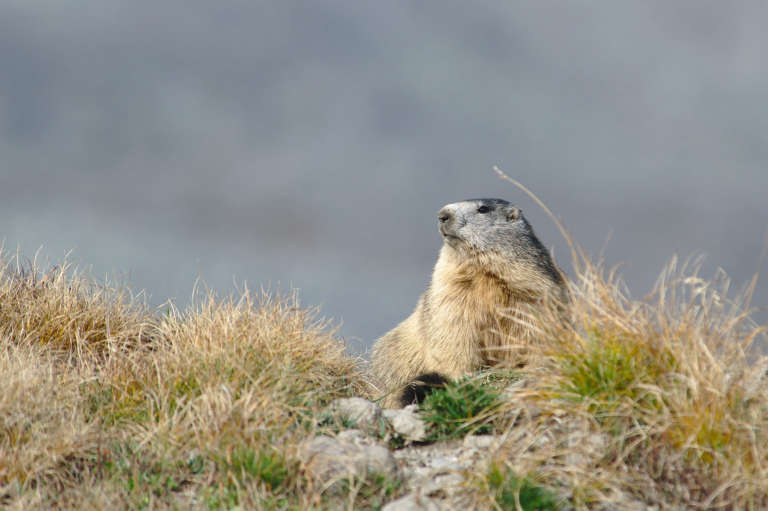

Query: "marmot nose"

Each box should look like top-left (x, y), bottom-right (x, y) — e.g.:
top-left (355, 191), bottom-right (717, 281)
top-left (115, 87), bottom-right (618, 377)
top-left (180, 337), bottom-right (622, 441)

top-left (438, 209), bottom-right (452, 224)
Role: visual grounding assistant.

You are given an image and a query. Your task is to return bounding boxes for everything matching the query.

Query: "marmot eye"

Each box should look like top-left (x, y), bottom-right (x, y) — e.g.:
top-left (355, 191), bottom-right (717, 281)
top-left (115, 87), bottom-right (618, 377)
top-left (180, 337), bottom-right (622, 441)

top-left (476, 205), bottom-right (490, 214)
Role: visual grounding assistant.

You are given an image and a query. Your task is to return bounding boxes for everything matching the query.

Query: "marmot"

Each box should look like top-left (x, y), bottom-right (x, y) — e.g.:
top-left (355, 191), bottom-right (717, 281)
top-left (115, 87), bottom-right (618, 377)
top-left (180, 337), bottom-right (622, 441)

top-left (371, 198), bottom-right (568, 408)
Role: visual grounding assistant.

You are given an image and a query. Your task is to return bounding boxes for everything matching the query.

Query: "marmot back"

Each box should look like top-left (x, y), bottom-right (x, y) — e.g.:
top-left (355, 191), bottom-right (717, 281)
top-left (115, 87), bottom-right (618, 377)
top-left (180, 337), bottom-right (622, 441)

top-left (371, 198), bottom-right (568, 408)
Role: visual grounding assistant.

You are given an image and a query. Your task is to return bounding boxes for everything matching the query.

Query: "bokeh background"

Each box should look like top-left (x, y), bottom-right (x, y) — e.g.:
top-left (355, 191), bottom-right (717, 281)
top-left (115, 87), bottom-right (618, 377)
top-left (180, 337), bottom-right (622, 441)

top-left (2, 1), bottom-right (766, 354)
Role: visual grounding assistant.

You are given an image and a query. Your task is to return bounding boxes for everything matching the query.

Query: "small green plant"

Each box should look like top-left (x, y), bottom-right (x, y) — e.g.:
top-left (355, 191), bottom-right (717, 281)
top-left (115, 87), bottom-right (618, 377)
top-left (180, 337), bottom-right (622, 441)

top-left (187, 454), bottom-right (205, 474)
top-left (488, 464), bottom-right (559, 511)
top-left (315, 409), bottom-right (358, 433)
top-left (226, 448), bottom-right (289, 490)
top-left (420, 377), bottom-right (502, 442)
top-left (558, 330), bottom-right (674, 419)
top-left (106, 443), bottom-right (184, 508)
top-left (204, 449), bottom-right (293, 509)
top-left (202, 482), bottom-right (240, 510)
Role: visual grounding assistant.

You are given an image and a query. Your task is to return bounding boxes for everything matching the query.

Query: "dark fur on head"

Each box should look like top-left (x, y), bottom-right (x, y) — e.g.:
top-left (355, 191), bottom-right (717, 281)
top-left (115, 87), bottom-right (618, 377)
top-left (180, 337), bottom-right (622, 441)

top-left (400, 372), bottom-right (450, 407)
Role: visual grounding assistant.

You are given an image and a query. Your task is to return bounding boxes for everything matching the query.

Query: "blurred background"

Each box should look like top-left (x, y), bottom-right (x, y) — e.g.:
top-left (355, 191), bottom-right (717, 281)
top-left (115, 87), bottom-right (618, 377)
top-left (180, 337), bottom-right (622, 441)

top-left (1, 1), bottom-right (766, 354)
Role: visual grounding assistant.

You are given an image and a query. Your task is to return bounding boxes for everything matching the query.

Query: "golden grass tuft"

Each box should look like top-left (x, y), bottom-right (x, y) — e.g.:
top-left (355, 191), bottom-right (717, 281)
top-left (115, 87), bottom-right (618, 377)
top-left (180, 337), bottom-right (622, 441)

top-left (0, 251), bottom-right (155, 356)
top-left (480, 168), bottom-right (768, 509)
top-left (0, 252), bottom-right (370, 509)
top-left (474, 258), bottom-right (768, 508)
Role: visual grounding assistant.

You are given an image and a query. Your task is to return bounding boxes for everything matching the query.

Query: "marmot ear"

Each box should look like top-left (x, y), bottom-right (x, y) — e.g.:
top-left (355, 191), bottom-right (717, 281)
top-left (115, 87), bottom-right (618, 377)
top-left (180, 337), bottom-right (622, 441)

top-left (505, 206), bottom-right (520, 221)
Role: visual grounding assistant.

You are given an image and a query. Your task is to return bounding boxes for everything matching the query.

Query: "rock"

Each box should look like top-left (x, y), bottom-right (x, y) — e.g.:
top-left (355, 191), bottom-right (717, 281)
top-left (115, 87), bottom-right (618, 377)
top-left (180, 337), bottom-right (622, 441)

top-left (462, 434), bottom-right (501, 450)
top-left (427, 456), bottom-right (462, 472)
top-left (300, 431), bottom-right (397, 489)
top-left (382, 493), bottom-right (441, 511)
top-left (382, 404), bottom-right (427, 442)
top-left (309, 400), bottom-right (503, 508)
top-left (421, 472), bottom-right (465, 499)
top-left (329, 397), bottom-right (382, 431)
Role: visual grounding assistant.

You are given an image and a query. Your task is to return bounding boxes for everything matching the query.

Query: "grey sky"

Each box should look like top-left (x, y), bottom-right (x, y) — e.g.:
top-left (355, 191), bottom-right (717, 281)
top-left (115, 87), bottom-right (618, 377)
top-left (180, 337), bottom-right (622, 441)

top-left (1, 1), bottom-right (766, 354)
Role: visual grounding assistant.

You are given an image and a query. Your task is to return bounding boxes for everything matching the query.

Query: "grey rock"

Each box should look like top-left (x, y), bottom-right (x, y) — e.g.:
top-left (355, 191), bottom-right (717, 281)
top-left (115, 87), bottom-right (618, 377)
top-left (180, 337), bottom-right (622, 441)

top-left (300, 432), bottom-right (397, 488)
top-left (462, 434), bottom-right (501, 450)
top-left (329, 397), bottom-right (382, 430)
top-left (382, 404), bottom-right (427, 442)
top-left (311, 400), bottom-right (500, 509)
top-left (422, 472), bottom-right (466, 498)
top-left (382, 493), bottom-right (441, 511)
top-left (336, 428), bottom-right (369, 443)
top-left (426, 456), bottom-right (461, 472)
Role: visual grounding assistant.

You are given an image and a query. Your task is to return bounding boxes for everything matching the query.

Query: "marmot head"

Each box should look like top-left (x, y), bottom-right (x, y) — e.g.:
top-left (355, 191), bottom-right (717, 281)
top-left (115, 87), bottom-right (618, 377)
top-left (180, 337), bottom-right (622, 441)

top-left (437, 198), bottom-right (534, 256)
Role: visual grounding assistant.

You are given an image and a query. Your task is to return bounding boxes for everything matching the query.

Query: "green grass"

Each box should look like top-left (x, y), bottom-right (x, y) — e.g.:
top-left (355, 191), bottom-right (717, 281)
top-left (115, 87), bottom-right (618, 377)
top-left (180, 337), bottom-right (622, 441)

top-left (557, 329), bottom-right (676, 425)
top-left (419, 375), bottom-right (503, 442)
top-left (487, 464), bottom-right (559, 511)
top-left (104, 442), bottom-right (188, 509)
top-left (225, 448), bottom-right (289, 490)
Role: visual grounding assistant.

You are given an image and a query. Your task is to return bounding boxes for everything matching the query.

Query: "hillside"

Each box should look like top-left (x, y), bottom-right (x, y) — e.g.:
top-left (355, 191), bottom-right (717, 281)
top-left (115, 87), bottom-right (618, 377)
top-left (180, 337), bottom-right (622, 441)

top-left (0, 248), bottom-right (766, 510)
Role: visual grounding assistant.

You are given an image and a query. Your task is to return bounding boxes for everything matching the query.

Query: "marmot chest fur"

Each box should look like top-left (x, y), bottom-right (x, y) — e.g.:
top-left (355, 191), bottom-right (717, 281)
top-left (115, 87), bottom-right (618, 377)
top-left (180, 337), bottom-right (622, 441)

top-left (371, 198), bottom-right (568, 407)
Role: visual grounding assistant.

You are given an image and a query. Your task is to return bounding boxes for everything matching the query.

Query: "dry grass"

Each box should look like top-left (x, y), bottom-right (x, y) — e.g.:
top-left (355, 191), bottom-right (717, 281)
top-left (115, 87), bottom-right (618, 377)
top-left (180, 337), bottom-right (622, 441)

top-left (0, 253), bottom-right (154, 356)
top-left (476, 256), bottom-right (768, 509)
top-left (2, 196), bottom-right (768, 510)
top-left (472, 169), bottom-right (768, 510)
top-left (0, 251), bottom-right (371, 510)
